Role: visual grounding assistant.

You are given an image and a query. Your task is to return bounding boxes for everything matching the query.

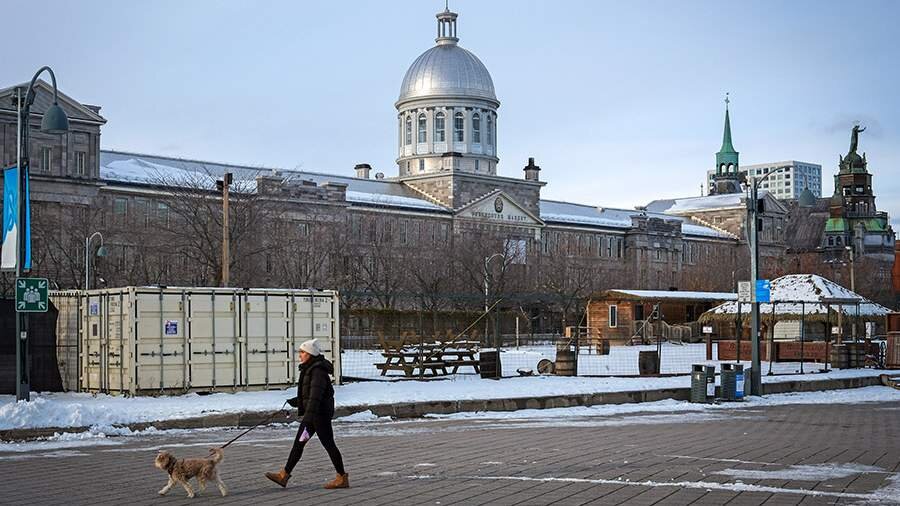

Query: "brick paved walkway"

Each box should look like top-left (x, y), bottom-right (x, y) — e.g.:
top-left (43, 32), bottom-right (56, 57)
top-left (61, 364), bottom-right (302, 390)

top-left (1, 399), bottom-right (898, 505)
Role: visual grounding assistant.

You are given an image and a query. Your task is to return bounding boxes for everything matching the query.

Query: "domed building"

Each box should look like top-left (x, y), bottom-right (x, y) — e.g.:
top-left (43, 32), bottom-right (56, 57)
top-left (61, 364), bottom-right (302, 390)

top-left (396, 7), bottom-right (499, 177)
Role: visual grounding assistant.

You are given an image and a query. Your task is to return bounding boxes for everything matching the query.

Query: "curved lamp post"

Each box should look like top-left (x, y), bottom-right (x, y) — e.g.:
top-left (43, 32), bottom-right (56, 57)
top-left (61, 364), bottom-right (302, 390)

top-left (84, 232), bottom-right (108, 290)
top-left (14, 66), bottom-right (70, 401)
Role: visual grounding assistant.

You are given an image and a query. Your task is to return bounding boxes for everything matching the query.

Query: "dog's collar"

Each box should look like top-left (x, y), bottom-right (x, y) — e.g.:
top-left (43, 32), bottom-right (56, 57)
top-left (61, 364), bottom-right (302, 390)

top-left (165, 458), bottom-right (178, 474)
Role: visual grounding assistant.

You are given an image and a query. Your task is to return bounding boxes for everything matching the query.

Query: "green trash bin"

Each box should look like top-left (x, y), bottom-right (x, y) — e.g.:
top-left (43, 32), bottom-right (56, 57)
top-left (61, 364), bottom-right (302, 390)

top-left (721, 363), bottom-right (737, 401)
top-left (690, 364), bottom-right (715, 403)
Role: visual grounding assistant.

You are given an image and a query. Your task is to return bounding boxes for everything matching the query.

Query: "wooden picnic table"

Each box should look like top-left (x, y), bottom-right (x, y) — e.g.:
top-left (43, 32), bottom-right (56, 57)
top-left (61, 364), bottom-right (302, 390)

top-left (375, 336), bottom-right (481, 377)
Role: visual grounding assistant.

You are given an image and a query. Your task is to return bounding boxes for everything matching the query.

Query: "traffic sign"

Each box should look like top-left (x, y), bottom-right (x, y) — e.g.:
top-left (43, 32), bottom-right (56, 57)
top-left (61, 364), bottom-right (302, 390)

top-left (15, 277), bottom-right (48, 312)
top-left (755, 279), bottom-right (771, 303)
top-left (737, 281), bottom-right (752, 302)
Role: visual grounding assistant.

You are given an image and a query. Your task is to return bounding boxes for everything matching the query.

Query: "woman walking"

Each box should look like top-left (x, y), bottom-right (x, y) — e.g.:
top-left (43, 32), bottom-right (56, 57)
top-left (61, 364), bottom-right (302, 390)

top-left (265, 339), bottom-right (348, 489)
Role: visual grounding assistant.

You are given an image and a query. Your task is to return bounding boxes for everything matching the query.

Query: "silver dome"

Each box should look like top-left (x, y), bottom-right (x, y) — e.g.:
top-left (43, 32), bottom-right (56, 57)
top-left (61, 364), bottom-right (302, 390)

top-left (398, 44), bottom-right (497, 104)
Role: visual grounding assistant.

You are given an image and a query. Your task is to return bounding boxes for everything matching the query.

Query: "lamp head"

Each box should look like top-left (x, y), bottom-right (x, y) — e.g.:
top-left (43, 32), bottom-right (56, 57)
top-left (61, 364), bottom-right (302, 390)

top-left (41, 103), bottom-right (69, 134)
top-left (96, 245), bottom-right (108, 258)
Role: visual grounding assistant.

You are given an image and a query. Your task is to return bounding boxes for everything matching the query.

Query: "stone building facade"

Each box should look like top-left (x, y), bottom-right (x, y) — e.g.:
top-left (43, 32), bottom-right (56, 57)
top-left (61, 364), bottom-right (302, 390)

top-left (0, 7), bottom-right (894, 340)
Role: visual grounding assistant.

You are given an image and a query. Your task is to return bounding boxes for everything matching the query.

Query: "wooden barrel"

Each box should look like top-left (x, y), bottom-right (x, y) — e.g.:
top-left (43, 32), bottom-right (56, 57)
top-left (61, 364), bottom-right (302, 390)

top-left (638, 350), bottom-right (660, 376)
top-left (596, 340), bottom-right (611, 355)
top-left (830, 345), bottom-right (849, 369)
top-left (479, 350), bottom-right (501, 379)
top-left (555, 349), bottom-right (577, 376)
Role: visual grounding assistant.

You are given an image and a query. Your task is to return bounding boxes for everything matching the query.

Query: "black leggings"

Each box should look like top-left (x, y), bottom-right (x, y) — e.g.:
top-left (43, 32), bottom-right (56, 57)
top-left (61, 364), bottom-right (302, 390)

top-left (285, 417), bottom-right (345, 475)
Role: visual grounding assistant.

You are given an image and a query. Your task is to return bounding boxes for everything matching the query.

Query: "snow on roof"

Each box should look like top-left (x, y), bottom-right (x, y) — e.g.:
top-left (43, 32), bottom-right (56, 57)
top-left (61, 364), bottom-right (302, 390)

top-left (99, 151), bottom-right (445, 210)
top-left (101, 158), bottom-right (257, 192)
top-left (604, 290), bottom-right (738, 301)
top-left (663, 193), bottom-right (745, 213)
top-left (540, 200), bottom-right (734, 238)
top-left (704, 274), bottom-right (891, 318)
top-left (345, 190), bottom-right (447, 211)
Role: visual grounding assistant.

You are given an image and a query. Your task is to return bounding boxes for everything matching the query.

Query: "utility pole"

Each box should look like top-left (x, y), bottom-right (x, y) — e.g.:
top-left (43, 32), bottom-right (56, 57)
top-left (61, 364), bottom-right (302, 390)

top-left (747, 167), bottom-right (783, 396)
top-left (218, 172), bottom-right (232, 287)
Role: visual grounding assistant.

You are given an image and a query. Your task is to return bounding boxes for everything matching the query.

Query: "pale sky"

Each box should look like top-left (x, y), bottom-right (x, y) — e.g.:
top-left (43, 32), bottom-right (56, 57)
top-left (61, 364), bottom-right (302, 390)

top-left (6, 0), bottom-right (899, 229)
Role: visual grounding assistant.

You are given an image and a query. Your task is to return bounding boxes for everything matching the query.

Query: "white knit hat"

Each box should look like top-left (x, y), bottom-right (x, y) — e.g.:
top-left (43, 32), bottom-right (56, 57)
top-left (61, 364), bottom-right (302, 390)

top-left (299, 339), bottom-right (321, 356)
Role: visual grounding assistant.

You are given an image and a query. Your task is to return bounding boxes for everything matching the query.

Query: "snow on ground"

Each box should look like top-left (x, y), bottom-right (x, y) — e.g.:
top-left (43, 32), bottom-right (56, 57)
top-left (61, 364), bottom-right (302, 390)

top-left (0, 368), bottom-right (892, 432)
top-left (712, 463), bottom-right (886, 481)
top-left (424, 385), bottom-right (900, 421)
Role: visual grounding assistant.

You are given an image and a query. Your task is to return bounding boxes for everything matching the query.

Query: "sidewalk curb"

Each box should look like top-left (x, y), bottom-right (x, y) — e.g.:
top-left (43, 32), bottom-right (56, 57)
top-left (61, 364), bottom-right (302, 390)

top-left (0, 375), bottom-right (884, 441)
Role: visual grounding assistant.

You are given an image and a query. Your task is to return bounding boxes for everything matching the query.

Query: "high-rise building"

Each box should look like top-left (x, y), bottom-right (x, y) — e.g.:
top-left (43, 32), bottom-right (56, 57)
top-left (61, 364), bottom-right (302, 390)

top-left (706, 160), bottom-right (822, 200)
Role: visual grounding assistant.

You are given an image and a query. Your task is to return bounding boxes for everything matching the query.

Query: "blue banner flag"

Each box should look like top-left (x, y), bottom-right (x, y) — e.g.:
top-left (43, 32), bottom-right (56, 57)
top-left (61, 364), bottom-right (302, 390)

top-left (2, 166), bottom-right (32, 271)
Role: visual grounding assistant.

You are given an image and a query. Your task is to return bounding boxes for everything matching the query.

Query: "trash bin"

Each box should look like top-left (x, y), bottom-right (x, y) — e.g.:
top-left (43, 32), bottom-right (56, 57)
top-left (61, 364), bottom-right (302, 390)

top-left (479, 350), bottom-right (501, 379)
top-left (638, 351), bottom-right (660, 376)
top-left (734, 364), bottom-right (746, 400)
top-left (721, 363), bottom-right (736, 401)
top-left (690, 364), bottom-right (715, 403)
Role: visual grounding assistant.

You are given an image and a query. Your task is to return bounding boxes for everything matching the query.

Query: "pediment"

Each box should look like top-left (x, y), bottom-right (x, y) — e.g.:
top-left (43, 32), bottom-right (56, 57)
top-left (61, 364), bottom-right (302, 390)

top-left (455, 191), bottom-right (543, 226)
top-left (0, 80), bottom-right (106, 124)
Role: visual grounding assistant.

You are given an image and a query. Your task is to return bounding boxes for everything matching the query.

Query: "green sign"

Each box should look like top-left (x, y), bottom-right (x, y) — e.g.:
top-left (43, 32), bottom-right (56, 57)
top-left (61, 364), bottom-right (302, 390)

top-left (15, 277), bottom-right (49, 313)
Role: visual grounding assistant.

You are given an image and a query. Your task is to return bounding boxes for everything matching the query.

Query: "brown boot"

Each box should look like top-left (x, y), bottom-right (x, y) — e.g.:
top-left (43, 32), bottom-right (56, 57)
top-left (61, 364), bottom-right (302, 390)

top-left (265, 468), bottom-right (291, 488)
top-left (324, 473), bottom-right (349, 489)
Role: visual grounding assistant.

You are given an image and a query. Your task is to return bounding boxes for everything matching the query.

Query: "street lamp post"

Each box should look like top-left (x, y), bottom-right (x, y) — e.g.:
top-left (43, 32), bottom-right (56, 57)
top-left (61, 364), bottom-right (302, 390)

top-left (217, 172), bottom-right (233, 286)
top-left (747, 167), bottom-right (783, 396)
top-left (13, 66), bottom-right (70, 401)
top-left (84, 232), bottom-right (108, 290)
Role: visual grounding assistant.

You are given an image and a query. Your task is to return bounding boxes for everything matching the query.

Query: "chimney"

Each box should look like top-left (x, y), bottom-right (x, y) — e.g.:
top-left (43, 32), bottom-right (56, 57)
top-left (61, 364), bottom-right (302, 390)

top-left (524, 157), bottom-right (541, 182)
top-left (354, 163), bottom-right (372, 179)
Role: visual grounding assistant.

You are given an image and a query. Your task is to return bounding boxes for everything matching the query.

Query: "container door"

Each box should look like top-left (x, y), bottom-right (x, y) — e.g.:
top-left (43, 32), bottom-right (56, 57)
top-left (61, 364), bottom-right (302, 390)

top-left (134, 291), bottom-right (187, 392)
top-left (83, 293), bottom-right (106, 392)
top-left (189, 292), bottom-right (240, 390)
top-left (105, 293), bottom-right (128, 394)
top-left (51, 294), bottom-right (80, 392)
top-left (243, 293), bottom-right (291, 387)
top-left (290, 292), bottom-right (337, 372)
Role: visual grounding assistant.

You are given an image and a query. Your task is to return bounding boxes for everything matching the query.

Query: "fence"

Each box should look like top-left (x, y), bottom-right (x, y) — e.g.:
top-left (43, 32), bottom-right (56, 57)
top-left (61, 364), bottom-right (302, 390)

top-left (339, 300), bottom-right (888, 381)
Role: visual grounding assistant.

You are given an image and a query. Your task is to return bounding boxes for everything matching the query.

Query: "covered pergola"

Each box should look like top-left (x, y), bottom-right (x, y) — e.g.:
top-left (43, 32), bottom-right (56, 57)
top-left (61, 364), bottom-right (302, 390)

top-left (699, 274), bottom-right (891, 368)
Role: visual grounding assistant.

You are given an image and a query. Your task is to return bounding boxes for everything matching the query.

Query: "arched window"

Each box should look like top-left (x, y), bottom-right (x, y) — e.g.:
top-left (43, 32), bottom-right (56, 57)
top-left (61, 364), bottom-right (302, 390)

top-left (720, 163), bottom-right (726, 173)
top-left (472, 113), bottom-right (481, 144)
top-left (417, 113), bottom-right (427, 143)
top-left (727, 163), bottom-right (734, 173)
top-left (405, 116), bottom-right (412, 145)
top-left (434, 112), bottom-right (446, 142)
top-left (454, 112), bottom-right (464, 142)
top-left (487, 115), bottom-right (493, 145)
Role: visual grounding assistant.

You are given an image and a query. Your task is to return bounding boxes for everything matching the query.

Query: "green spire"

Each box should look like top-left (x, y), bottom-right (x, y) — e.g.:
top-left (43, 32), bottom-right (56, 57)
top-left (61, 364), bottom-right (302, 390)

top-left (715, 93), bottom-right (739, 174)
top-left (720, 108), bottom-right (736, 154)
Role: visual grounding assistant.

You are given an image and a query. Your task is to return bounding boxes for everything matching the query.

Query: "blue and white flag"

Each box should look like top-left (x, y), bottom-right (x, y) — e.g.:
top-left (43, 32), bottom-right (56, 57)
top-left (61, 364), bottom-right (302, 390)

top-left (2, 166), bottom-right (32, 271)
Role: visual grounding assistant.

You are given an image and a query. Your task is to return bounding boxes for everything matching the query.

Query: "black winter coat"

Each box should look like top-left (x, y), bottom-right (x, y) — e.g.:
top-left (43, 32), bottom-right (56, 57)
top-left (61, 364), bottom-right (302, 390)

top-left (287, 355), bottom-right (335, 424)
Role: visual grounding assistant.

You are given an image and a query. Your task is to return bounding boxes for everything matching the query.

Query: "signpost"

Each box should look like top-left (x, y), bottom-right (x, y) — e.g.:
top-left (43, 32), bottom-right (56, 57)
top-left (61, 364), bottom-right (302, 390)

top-left (737, 281), bottom-right (752, 303)
top-left (15, 277), bottom-right (48, 313)
top-left (755, 279), bottom-right (771, 304)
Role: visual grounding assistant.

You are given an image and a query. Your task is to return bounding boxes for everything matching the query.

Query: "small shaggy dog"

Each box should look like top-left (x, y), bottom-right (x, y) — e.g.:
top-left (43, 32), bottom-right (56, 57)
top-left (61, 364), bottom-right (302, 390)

top-left (155, 447), bottom-right (228, 498)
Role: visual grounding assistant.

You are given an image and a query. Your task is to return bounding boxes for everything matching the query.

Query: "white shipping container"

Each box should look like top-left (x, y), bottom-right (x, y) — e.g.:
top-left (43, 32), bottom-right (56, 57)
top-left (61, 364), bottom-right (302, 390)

top-left (51, 287), bottom-right (340, 396)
